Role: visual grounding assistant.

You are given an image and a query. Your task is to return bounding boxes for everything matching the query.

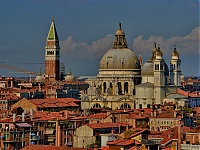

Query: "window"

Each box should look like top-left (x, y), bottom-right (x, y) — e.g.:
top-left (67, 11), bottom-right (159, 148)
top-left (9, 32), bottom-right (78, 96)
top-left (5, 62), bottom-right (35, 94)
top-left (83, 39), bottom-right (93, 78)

top-left (117, 82), bottom-right (122, 94)
top-left (93, 103), bottom-right (101, 108)
top-left (124, 82), bottom-right (128, 93)
top-left (120, 103), bottom-right (131, 109)
top-left (137, 121), bottom-right (140, 126)
top-left (147, 104), bottom-right (150, 108)
top-left (142, 120), bottom-right (145, 125)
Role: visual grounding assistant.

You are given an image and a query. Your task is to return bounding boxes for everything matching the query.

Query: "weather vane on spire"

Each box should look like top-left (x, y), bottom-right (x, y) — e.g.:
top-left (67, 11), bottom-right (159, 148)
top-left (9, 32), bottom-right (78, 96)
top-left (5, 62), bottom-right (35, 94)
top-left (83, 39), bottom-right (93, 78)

top-left (52, 16), bottom-right (54, 22)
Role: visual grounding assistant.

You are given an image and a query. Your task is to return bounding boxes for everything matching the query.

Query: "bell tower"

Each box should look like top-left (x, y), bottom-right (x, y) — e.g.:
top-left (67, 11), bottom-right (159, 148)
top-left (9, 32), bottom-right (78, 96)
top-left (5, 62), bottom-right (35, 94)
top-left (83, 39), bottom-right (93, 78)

top-left (45, 17), bottom-right (60, 81)
top-left (154, 45), bottom-right (166, 104)
top-left (170, 47), bottom-right (181, 86)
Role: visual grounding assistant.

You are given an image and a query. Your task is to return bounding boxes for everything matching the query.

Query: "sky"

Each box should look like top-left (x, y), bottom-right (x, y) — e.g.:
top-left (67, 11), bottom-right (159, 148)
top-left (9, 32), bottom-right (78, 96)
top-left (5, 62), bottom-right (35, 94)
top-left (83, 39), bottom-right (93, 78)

top-left (0, 0), bottom-right (199, 78)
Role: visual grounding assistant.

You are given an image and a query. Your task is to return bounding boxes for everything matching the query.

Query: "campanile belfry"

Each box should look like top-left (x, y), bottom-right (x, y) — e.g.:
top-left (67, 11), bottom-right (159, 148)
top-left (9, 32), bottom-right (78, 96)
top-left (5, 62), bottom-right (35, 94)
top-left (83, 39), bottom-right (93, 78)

top-left (45, 18), bottom-right (60, 80)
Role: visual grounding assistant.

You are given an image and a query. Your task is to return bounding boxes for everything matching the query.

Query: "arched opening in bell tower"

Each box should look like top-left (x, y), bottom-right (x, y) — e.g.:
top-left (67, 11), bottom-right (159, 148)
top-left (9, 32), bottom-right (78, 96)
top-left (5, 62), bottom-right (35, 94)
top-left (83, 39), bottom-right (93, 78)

top-left (117, 82), bottom-right (122, 94)
top-left (124, 82), bottom-right (128, 94)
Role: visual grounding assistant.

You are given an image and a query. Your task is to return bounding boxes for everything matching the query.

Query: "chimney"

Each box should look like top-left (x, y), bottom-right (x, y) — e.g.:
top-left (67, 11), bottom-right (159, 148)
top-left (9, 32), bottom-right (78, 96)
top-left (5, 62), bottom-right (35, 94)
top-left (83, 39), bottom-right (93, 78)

top-left (154, 111), bottom-right (157, 117)
top-left (22, 112), bottom-right (25, 122)
top-left (30, 109), bottom-right (33, 121)
top-left (13, 113), bottom-right (16, 122)
top-left (151, 112), bottom-right (153, 116)
top-left (174, 111), bottom-right (177, 118)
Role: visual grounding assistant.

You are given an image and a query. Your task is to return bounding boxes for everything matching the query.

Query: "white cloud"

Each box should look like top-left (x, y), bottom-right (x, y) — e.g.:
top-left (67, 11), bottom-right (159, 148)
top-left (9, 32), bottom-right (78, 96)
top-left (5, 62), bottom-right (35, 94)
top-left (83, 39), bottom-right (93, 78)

top-left (60, 34), bottom-right (114, 58)
top-left (60, 27), bottom-right (199, 59)
top-left (132, 27), bottom-right (199, 56)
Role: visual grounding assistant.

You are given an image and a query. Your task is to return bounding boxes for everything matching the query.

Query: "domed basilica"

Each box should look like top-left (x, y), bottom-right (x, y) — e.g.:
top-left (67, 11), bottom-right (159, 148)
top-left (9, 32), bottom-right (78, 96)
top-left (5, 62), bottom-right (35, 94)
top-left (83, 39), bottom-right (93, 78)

top-left (81, 23), bottom-right (182, 110)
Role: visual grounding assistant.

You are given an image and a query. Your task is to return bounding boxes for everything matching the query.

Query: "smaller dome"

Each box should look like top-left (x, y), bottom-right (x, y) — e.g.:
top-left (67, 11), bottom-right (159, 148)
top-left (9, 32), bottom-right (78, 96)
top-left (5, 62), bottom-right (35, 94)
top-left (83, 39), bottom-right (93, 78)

top-left (116, 28), bottom-right (125, 35)
top-left (156, 47), bottom-right (163, 57)
top-left (65, 72), bottom-right (75, 82)
top-left (172, 47), bottom-right (179, 59)
top-left (116, 23), bottom-right (125, 35)
top-left (141, 62), bottom-right (154, 76)
top-left (35, 73), bottom-right (45, 82)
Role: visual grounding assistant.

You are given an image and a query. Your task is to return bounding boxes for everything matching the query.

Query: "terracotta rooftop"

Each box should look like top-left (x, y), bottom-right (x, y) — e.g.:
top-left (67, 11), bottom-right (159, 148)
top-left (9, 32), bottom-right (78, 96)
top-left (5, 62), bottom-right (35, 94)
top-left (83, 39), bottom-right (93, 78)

top-left (107, 138), bottom-right (135, 146)
top-left (87, 122), bottom-right (132, 129)
top-left (87, 113), bottom-right (107, 119)
top-left (33, 110), bottom-right (75, 121)
top-left (21, 145), bottom-right (93, 150)
top-left (160, 126), bottom-right (191, 145)
top-left (28, 98), bottom-right (80, 109)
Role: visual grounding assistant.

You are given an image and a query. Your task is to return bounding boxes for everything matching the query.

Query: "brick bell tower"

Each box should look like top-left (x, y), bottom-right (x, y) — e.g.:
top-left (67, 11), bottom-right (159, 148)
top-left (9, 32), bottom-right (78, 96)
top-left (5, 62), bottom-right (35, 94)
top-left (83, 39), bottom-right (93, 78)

top-left (45, 17), bottom-right (60, 81)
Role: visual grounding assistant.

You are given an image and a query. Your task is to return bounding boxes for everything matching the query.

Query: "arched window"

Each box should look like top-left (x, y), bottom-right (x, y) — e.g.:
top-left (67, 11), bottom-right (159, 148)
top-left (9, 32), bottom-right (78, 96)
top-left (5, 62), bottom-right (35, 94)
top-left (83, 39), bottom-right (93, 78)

top-left (93, 103), bottom-right (101, 108)
top-left (120, 103), bottom-right (131, 109)
top-left (124, 82), bottom-right (128, 93)
top-left (103, 82), bottom-right (106, 93)
top-left (117, 82), bottom-right (122, 94)
top-left (155, 64), bottom-right (159, 70)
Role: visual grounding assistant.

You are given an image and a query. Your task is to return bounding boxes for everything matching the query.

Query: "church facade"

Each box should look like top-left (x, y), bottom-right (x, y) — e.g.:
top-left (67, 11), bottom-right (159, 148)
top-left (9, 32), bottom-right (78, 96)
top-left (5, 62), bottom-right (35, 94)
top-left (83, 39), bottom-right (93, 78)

top-left (81, 24), bottom-right (182, 110)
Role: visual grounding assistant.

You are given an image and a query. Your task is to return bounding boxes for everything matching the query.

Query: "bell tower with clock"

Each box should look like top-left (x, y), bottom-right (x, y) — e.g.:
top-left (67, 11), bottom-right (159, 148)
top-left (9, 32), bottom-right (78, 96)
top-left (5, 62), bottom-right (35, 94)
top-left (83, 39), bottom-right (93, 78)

top-left (45, 17), bottom-right (60, 81)
top-left (153, 46), bottom-right (166, 104)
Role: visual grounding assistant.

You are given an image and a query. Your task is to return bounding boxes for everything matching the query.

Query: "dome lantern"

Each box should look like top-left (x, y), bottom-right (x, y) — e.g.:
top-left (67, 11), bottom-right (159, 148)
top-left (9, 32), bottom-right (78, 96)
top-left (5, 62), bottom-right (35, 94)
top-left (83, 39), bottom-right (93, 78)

top-left (113, 23), bottom-right (128, 49)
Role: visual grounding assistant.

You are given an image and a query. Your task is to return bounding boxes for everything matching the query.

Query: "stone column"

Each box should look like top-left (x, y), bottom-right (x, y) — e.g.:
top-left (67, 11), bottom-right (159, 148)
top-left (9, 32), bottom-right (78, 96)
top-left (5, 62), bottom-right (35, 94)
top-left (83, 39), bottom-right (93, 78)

top-left (121, 81), bottom-right (124, 94)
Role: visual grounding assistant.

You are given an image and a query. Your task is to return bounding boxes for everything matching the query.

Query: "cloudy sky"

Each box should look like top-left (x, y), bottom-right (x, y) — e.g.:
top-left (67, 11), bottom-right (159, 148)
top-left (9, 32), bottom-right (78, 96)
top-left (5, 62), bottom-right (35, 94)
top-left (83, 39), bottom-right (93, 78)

top-left (0, 0), bottom-right (199, 77)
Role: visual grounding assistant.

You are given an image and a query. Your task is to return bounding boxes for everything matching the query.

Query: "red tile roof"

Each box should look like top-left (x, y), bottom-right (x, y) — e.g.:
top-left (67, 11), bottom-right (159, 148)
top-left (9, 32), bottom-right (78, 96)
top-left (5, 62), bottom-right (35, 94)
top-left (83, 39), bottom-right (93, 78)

top-left (107, 139), bottom-right (135, 146)
top-left (127, 113), bottom-right (147, 119)
top-left (28, 98), bottom-right (80, 109)
top-left (160, 126), bottom-right (191, 145)
top-left (87, 113), bottom-right (107, 119)
top-left (150, 109), bottom-right (177, 118)
top-left (21, 145), bottom-right (93, 150)
top-left (33, 111), bottom-right (70, 121)
top-left (87, 122), bottom-right (132, 129)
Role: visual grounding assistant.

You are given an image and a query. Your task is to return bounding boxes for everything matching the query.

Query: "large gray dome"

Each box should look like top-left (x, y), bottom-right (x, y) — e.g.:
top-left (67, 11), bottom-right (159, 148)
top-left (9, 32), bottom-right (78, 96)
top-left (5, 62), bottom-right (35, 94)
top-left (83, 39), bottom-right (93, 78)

top-left (99, 23), bottom-right (140, 71)
top-left (99, 48), bottom-right (140, 70)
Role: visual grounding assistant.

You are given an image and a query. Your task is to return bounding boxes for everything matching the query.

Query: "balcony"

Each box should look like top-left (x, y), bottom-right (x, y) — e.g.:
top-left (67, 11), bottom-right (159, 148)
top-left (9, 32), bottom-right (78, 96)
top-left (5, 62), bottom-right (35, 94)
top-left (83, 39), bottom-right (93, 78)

top-left (2, 134), bottom-right (18, 143)
top-left (181, 144), bottom-right (200, 150)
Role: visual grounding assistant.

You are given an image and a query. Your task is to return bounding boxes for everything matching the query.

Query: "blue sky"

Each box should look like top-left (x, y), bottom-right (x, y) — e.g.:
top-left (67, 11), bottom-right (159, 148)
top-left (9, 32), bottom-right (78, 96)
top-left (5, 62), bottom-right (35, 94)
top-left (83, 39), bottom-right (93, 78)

top-left (0, 0), bottom-right (199, 77)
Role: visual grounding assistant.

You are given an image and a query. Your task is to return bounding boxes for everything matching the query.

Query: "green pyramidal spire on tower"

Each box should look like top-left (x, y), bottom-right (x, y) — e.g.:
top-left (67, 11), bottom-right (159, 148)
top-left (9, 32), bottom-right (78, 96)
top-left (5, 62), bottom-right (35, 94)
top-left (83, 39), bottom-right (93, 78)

top-left (47, 17), bottom-right (59, 40)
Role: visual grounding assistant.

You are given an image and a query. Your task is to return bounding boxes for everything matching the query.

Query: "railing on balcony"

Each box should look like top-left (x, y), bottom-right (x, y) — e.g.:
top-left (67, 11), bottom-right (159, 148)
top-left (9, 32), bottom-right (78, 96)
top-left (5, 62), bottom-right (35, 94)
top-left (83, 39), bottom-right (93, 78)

top-left (2, 134), bottom-right (18, 142)
top-left (181, 144), bottom-right (200, 150)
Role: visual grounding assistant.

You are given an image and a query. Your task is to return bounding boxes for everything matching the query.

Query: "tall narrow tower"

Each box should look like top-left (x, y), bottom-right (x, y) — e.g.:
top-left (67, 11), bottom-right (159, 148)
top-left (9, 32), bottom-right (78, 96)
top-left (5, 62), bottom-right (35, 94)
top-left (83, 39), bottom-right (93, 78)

top-left (154, 46), bottom-right (166, 104)
top-left (45, 18), bottom-right (60, 81)
top-left (170, 47), bottom-right (181, 86)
